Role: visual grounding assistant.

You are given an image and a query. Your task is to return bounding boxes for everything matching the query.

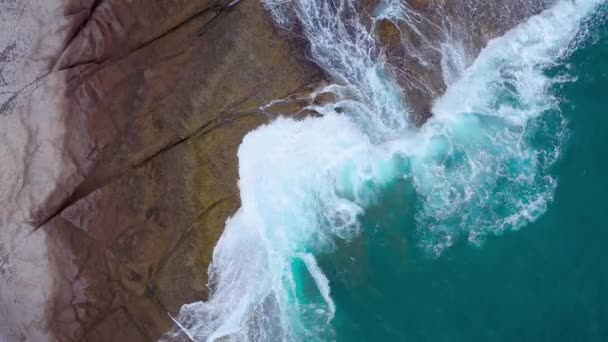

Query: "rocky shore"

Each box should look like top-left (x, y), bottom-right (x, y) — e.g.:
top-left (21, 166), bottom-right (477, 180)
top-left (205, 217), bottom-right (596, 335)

top-left (1, 1), bottom-right (324, 340)
top-left (0, 0), bottom-right (553, 340)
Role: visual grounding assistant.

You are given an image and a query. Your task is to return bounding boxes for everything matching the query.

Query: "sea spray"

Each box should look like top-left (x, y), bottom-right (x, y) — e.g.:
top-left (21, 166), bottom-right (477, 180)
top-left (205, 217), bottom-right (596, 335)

top-left (265, 0), bottom-right (410, 140)
top-left (412, 0), bottom-right (601, 254)
top-left (166, 0), bottom-right (604, 340)
top-left (164, 113), bottom-right (407, 341)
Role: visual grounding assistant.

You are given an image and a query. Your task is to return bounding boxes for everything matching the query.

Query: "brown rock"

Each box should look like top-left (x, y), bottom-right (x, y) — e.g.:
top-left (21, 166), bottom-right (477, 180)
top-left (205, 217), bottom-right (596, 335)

top-left (375, 19), bottom-right (402, 48)
top-left (1, 0), bottom-right (325, 341)
top-left (46, 0), bottom-right (325, 338)
top-left (313, 92), bottom-right (338, 106)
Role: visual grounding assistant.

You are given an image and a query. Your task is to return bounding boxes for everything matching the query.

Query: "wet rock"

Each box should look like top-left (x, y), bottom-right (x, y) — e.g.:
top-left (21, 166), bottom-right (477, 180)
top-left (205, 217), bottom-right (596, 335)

top-left (313, 92), bottom-right (338, 106)
top-left (375, 19), bottom-right (401, 48)
top-left (373, 0), bottom-right (556, 125)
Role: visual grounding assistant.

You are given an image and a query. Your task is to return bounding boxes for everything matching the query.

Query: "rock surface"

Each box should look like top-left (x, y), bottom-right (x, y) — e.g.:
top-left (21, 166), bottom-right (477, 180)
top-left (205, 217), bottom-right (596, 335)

top-left (1, 0), bottom-right (324, 340)
top-left (0, 0), bottom-right (554, 341)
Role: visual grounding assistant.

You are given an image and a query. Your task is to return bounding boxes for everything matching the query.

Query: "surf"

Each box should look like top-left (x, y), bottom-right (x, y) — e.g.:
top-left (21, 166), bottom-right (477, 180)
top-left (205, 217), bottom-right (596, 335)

top-left (164, 0), bottom-right (605, 340)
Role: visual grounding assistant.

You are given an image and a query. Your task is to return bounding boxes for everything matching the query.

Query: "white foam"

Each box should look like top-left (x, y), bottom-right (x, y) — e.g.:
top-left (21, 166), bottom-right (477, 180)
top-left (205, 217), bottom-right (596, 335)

top-left (411, 0), bottom-right (602, 254)
top-left (166, 114), bottom-right (400, 341)
top-left (169, 0), bottom-right (604, 340)
top-left (297, 253), bottom-right (335, 322)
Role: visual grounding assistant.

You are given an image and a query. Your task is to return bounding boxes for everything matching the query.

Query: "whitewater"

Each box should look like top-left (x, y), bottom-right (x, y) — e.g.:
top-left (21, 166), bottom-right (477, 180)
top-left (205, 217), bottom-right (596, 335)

top-left (164, 0), bottom-right (605, 340)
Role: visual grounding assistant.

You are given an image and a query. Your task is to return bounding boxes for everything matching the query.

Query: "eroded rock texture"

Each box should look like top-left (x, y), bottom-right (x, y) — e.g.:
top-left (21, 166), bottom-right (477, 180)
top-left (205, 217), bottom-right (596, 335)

top-left (1, 0), bottom-right (554, 341)
top-left (1, 0), bottom-right (323, 340)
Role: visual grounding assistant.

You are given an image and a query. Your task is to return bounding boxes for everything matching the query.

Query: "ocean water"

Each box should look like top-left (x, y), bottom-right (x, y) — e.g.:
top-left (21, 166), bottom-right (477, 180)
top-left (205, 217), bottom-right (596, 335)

top-left (321, 9), bottom-right (608, 340)
top-left (167, 0), bottom-right (608, 341)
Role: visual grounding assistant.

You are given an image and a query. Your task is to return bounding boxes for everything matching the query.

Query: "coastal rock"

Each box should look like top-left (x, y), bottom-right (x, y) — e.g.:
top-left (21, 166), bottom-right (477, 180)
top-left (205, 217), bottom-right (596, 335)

top-left (1, 0), bottom-right (324, 340)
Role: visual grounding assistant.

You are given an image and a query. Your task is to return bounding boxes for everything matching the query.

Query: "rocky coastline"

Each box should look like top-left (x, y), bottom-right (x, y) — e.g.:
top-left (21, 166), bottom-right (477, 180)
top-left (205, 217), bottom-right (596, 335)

top-left (0, 0), bottom-right (553, 340)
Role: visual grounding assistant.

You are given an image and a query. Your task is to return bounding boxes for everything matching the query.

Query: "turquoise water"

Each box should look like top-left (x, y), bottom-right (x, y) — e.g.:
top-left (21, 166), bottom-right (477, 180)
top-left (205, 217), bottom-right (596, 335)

top-left (314, 7), bottom-right (608, 341)
top-left (169, 1), bottom-right (608, 341)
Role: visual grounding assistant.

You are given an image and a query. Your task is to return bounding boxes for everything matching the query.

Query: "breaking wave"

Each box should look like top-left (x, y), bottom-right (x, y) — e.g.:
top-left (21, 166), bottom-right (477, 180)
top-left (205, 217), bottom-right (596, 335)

top-left (165, 0), bottom-right (604, 340)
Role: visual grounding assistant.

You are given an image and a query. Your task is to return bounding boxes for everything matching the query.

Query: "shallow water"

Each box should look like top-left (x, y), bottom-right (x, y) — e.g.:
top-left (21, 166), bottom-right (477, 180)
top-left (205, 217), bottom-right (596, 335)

top-left (169, 1), bottom-right (608, 340)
